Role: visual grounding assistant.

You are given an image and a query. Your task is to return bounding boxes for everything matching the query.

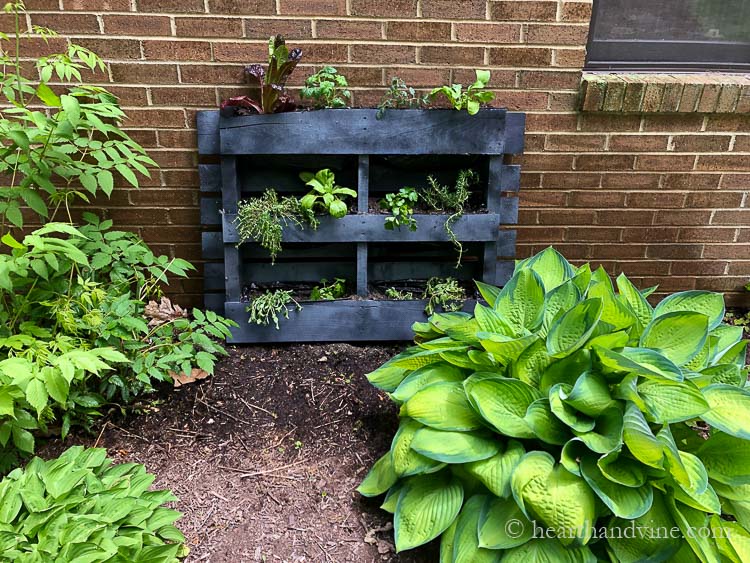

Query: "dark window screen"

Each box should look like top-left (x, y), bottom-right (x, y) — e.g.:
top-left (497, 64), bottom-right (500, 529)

top-left (586, 0), bottom-right (750, 71)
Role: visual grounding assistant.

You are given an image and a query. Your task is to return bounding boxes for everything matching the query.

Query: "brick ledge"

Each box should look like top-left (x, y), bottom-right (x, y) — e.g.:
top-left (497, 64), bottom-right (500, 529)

top-left (580, 73), bottom-right (750, 114)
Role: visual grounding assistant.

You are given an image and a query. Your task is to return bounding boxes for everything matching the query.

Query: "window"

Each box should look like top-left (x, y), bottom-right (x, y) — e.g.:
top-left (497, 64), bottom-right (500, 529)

top-left (585, 0), bottom-right (750, 71)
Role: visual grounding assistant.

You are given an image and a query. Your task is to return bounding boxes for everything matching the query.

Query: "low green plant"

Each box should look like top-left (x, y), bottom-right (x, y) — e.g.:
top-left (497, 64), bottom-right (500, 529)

top-left (380, 187), bottom-right (419, 232)
top-left (247, 289), bottom-right (301, 330)
top-left (422, 169), bottom-right (478, 267)
top-left (429, 69), bottom-right (495, 115)
top-left (376, 77), bottom-right (431, 119)
top-left (299, 169), bottom-right (357, 219)
top-left (0, 445), bottom-right (187, 561)
top-left (423, 277), bottom-right (465, 315)
top-left (360, 247), bottom-right (750, 562)
top-left (300, 66), bottom-right (351, 109)
top-left (235, 189), bottom-right (317, 263)
top-left (386, 287), bottom-right (414, 301)
top-left (311, 278), bottom-right (347, 301)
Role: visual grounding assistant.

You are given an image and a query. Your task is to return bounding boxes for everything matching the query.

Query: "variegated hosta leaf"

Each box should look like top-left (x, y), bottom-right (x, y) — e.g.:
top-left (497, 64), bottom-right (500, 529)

top-left (464, 374), bottom-right (542, 438)
top-left (559, 371), bottom-right (613, 417)
top-left (524, 398), bottom-right (570, 445)
top-left (474, 302), bottom-right (514, 336)
top-left (546, 298), bottom-right (603, 358)
top-left (389, 363), bottom-right (466, 404)
top-left (502, 539), bottom-right (596, 563)
top-left (693, 364), bottom-right (743, 387)
top-left (657, 425), bottom-right (690, 487)
top-left (541, 280), bottom-right (580, 333)
top-left (410, 428), bottom-right (500, 464)
top-left (579, 455), bottom-right (653, 519)
top-left (712, 517), bottom-right (750, 563)
top-left (594, 345), bottom-right (683, 382)
top-left (616, 273), bottom-right (653, 331)
top-left (478, 332), bottom-right (538, 365)
top-left (597, 449), bottom-right (647, 488)
top-left (573, 405), bottom-right (623, 454)
top-left (622, 402), bottom-right (664, 469)
top-left (391, 419), bottom-right (445, 477)
top-left (653, 290), bottom-right (725, 331)
top-left (640, 311), bottom-right (709, 367)
top-left (400, 382), bottom-right (483, 431)
top-left (539, 349), bottom-right (592, 392)
top-left (450, 495), bottom-right (501, 563)
top-left (513, 338), bottom-right (552, 388)
top-left (637, 379), bottom-right (709, 424)
top-left (549, 384), bottom-right (595, 433)
top-left (709, 324), bottom-right (744, 361)
top-left (478, 496), bottom-right (532, 550)
top-left (357, 452), bottom-right (397, 497)
top-left (521, 246), bottom-right (576, 293)
top-left (494, 269), bottom-right (545, 333)
top-left (700, 384), bottom-right (750, 440)
top-left (666, 495), bottom-right (722, 562)
top-left (465, 440), bottom-right (525, 498)
top-left (697, 432), bottom-right (750, 486)
top-left (366, 363), bottom-right (408, 392)
top-left (588, 280), bottom-right (638, 331)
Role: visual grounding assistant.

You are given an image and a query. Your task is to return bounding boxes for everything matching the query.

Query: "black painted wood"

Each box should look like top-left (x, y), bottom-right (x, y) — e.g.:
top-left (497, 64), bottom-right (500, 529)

top-left (221, 157), bottom-right (241, 302)
top-left (197, 111), bottom-right (220, 155)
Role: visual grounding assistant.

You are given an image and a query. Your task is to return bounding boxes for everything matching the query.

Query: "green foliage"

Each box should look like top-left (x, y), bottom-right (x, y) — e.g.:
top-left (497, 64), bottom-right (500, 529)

top-left (300, 66), bottom-right (351, 109)
top-left (423, 277), bottom-right (465, 315)
top-left (0, 2), bottom-right (156, 228)
top-left (246, 289), bottom-right (301, 330)
top-left (311, 278), bottom-right (347, 301)
top-left (380, 188), bottom-right (419, 232)
top-left (422, 169), bottom-right (478, 267)
top-left (0, 446), bottom-right (186, 561)
top-left (235, 189), bottom-right (317, 263)
top-left (429, 70), bottom-right (495, 115)
top-left (360, 247), bottom-right (750, 562)
top-left (299, 169), bottom-right (357, 219)
top-left (386, 288), bottom-right (414, 301)
top-left (376, 77), bottom-right (431, 119)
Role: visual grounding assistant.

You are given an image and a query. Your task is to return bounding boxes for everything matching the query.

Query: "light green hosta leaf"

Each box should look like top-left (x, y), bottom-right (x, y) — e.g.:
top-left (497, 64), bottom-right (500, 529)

top-left (465, 440), bottom-right (525, 498)
top-left (524, 398), bottom-right (570, 445)
top-left (622, 402), bottom-right (664, 469)
top-left (580, 455), bottom-right (653, 518)
top-left (701, 384), bottom-right (750, 440)
top-left (666, 496), bottom-right (722, 563)
top-left (478, 332), bottom-right (538, 365)
top-left (723, 498), bottom-right (750, 531)
top-left (711, 479), bottom-right (750, 502)
top-left (366, 364), bottom-right (409, 392)
top-left (445, 320), bottom-right (482, 346)
top-left (419, 336), bottom-right (472, 350)
top-left (478, 496), bottom-right (532, 550)
top-left (451, 496), bottom-right (501, 563)
top-left (357, 452), bottom-right (397, 497)
top-left (546, 298), bottom-right (602, 358)
top-left (475, 281), bottom-right (501, 308)
top-left (513, 338), bottom-right (552, 388)
top-left (410, 428), bottom-right (500, 464)
top-left (391, 419), bottom-right (445, 477)
top-left (657, 425), bottom-right (690, 487)
top-left (494, 269), bottom-right (545, 333)
top-left (572, 263), bottom-right (592, 295)
top-left (682, 338), bottom-right (711, 372)
top-left (390, 364), bottom-right (466, 403)
top-left (394, 472), bottom-right (463, 552)
top-left (511, 451), bottom-right (596, 546)
top-left (573, 405), bottom-right (624, 453)
top-left (560, 438), bottom-right (589, 475)
top-left (671, 451), bottom-right (720, 514)
top-left (640, 311), bottom-right (709, 367)
top-left (540, 349), bottom-right (592, 392)
top-left (698, 432), bottom-right (750, 486)
top-left (594, 345), bottom-right (683, 382)
top-left (693, 364), bottom-right (742, 387)
top-left (637, 379), bottom-right (709, 423)
top-left (541, 280), bottom-right (581, 333)
top-left (439, 349), bottom-right (486, 370)
top-left (521, 246), bottom-right (576, 292)
top-left (585, 329), bottom-right (629, 351)
top-left (561, 371), bottom-right (613, 417)
top-left (464, 374), bottom-right (542, 438)
top-left (654, 290), bottom-right (725, 331)
top-left (440, 519), bottom-right (458, 563)
top-left (616, 273), bottom-right (653, 330)
top-left (712, 518), bottom-right (750, 563)
top-left (597, 449), bottom-right (647, 487)
top-left (549, 384), bottom-right (595, 433)
top-left (389, 346), bottom-right (464, 370)
top-left (503, 539), bottom-right (595, 563)
top-left (671, 479), bottom-right (720, 515)
top-left (430, 312), bottom-right (473, 334)
top-left (380, 482), bottom-right (404, 513)
top-left (715, 340), bottom-right (748, 367)
top-left (709, 324), bottom-right (744, 361)
top-left (474, 303), bottom-right (514, 335)
top-left (401, 382), bottom-right (482, 431)
top-left (588, 280), bottom-right (638, 331)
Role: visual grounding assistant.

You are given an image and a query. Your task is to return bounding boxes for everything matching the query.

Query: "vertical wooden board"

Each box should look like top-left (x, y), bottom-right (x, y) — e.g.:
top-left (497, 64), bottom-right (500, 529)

top-left (201, 197), bottom-right (221, 225)
top-left (358, 155), bottom-right (369, 213)
top-left (197, 110), bottom-right (220, 155)
top-left (499, 197), bottom-right (519, 225)
top-left (221, 156), bottom-right (241, 302)
top-left (504, 112), bottom-right (526, 155)
top-left (357, 242), bottom-right (368, 296)
top-left (497, 230), bottom-right (517, 257)
top-left (199, 164), bottom-right (221, 192)
top-left (500, 164), bottom-right (521, 193)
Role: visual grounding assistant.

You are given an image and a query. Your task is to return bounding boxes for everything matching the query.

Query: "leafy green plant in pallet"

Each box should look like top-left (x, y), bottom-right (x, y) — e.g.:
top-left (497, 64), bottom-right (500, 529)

top-left (301, 66), bottom-right (351, 109)
top-left (311, 278), bottom-right (347, 301)
top-left (0, 446), bottom-right (187, 561)
top-left (386, 288), bottom-right (414, 301)
top-left (247, 289), bottom-right (301, 330)
top-left (429, 69), bottom-right (495, 115)
top-left (359, 247), bottom-right (750, 562)
top-left (299, 169), bottom-right (357, 219)
top-left (423, 277), bottom-right (466, 315)
top-left (376, 77), bottom-right (431, 119)
top-left (380, 187), bottom-right (419, 232)
top-left (0, 2), bottom-right (156, 229)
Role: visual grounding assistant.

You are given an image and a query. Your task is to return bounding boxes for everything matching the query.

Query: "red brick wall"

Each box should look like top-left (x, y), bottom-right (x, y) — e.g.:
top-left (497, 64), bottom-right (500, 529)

top-left (14, 0), bottom-right (750, 306)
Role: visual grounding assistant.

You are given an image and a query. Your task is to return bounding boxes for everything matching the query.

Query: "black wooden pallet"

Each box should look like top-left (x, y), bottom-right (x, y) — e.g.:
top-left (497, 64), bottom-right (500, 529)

top-left (198, 108), bottom-right (525, 343)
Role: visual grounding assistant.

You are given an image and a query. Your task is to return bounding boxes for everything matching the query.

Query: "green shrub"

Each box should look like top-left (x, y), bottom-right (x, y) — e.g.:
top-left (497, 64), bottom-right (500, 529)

top-left (360, 247), bottom-right (750, 562)
top-left (0, 446), bottom-right (186, 562)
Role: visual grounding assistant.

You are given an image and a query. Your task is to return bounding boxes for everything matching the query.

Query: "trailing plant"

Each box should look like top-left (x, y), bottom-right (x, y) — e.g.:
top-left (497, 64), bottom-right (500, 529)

top-left (422, 169), bottom-right (478, 267)
top-left (311, 278), bottom-right (347, 301)
top-left (0, 445), bottom-right (187, 561)
top-left (376, 77), bottom-right (431, 119)
top-left (380, 187), bottom-right (419, 232)
top-left (300, 66), bottom-right (351, 109)
top-left (423, 277), bottom-right (465, 315)
top-left (247, 289), bottom-right (301, 330)
top-left (359, 247), bottom-right (750, 562)
top-left (299, 169), bottom-right (357, 219)
top-left (220, 35), bottom-right (301, 116)
top-left (429, 69), bottom-right (495, 115)
top-left (235, 189), bottom-right (317, 263)
top-left (0, 2), bottom-right (157, 228)
top-left (386, 287), bottom-right (414, 301)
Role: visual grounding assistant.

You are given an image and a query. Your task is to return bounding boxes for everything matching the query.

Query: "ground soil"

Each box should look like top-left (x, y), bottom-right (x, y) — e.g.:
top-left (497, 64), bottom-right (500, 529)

top-left (41, 344), bottom-right (439, 563)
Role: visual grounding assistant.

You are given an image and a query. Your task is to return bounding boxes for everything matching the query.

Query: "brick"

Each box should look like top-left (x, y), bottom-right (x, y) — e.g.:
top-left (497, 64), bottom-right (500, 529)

top-left (712, 210), bottom-right (750, 225)
top-left (422, 46), bottom-right (484, 65)
top-left (525, 24), bottom-right (588, 46)
top-left (716, 84), bottom-right (741, 113)
top-left (352, 44), bottom-right (415, 64)
top-left (521, 153), bottom-right (574, 170)
top-left (180, 64), bottom-right (243, 84)
top-left (625, 192), bottom-right (685, 208)
top-left (139, 0), bottom-right (204, 12)
top-left (490, 1), bottom-right (557, 21)
top-left (351, 0), bottom-right (417, 17)
top-left (63, 0), bottom-right (129, 9)
top-left (695, 276), bottom-right (746, 291)
top-left (654, 210), bottom-right (712, 226)
top-left (111, 62), bottom-right (179, 84)
top-left (595, 244), bottom-right (647, 259)
top-left (677, 83), bottom-right (702, 112)
top-left (622, 228), bottom-right (679, 243)
top-left (561, 2), bottom-right (592, 22)
top-left (526, 112), bottom-right (579, 132)
top-left (331, 66), bottom-right (383, 86)
top-left (685, 191), bottom-right (744, 208)
top-left (519, 70), bottom-right (579, 89)
top-left (737, 85), bottom-right (750, 113)
top-left (492, 90), bottom-right (549, 111)
top-left (517, 227), bottom-right (566, 242)
top-left (175, 17), bottom-right (243, 37)
top-left (208, 0), bottom-right (275, 14)
top-left (721, 174), bottom-right (750, 189)
top-left (384, 67), bottom-right (448, 87)
top-left (566, 227), bottom-right (622, 242)
top-left (663, 173), bottom-right (720, 190)
top-left (520, 190), bottom-right (567, 207)
top-left (678, 228), bottom-right (737, 242)
top-left (212, 42), bottom-right (269, 62)
top-left (580, 114), bottom-right (640, 132)
top-left (581, 81), bottom-right (605, 111)
top-left (555, 49), bottom-right (585, 68)
top-left (131, 190), bottom-right (197, 206)
top-left (538, 209), bottom-right (595, 225)
top-left (727, 262), bottom-right (750, 275)
top-left (543, 172), bottom-right (600, 189)
top-left (151, 86), bottom-right (217, 106)
top-left (696, 84), bottom-right (721, 113)
top-left (422, 0), bottom-right (485, 19)
top-left (278, 0), bottom-right (345, 14)
top-left (609, 135), bottom-right (669, 152)
top-left (24, 0), bottom-right (59, 7)
top-left (646, 245), bottom-right (703, 260)
top-left (549, 92), bottom-right (579, 110)
top-left (696, 155), bottom-right (750, 172)
top-left (671, 135), bottom-right (731, 153)
top-left (672, 260), bottom-right (727, 275)
top-left (32, 13), bottom-right (99, 33)
top-left (621, 82), bottom-right (645, 112)
top-left (453, 68), bottom-right (516, 88)
top-left (489, 47), bottom-right (550, 67)
top-left (602, 81), bottom-right (625, 112)
top-left (615, 260), bottom-right (670, 276)
top-left (706, 115), bottom-right (750, 132)
top-left (575, 154), bottom-right (634, 171)
top-left (643, 114), bottom-right (703, 132)
top-left (602, 173), bottom-right (660, 190)
top-left (598, 210), bottom-right (654, 225)
top-left (144, 40), bottom-right (212, 61)
top-left (567, 191), bottom-right (625, 207)
top-left (245, 18), bottom-right (312, 39)
top-left (126, 108), bottom-right (186, 128)
top-left (641, 82), bottom-right (664, 112)
top-left (545, 134), bottom-right (606, 152)
top-left (454, 23), bottom-right (521, 43)
top-left (386, 21), bottom-right (449, 42)
top-left (76, 38), bottom-right (141, 60)
top-left (636, 155), bottom-right (696, 171)
top-left (659, 83), bottom-right (682, 112)
top-left (107, 86), bottom-right (149, 105)
top-left (104, 15), bottom-right (172, 36)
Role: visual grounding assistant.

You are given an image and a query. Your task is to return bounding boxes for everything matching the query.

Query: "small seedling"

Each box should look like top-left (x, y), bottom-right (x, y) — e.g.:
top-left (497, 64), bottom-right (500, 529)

top-left (299, 169), bottom-right (357, 218)
top-left (423, 277), bottom-right (466, 315)
top-left (246, 289), bottom-right (302, 329)
top-left (380, 187), bottom-right (419, 232)
top-left (301, 66), bottom-right (351, 108)
top-left (376, 77), bottom-right (431, 119)
top-left (429, 70), bottom-right (495, 115)
top-left (385, 287), bottom-right (414, 300)
top-left (294, 440), bottom-right (303, 450)
top-left (311, 278), bottom-right (347, 301)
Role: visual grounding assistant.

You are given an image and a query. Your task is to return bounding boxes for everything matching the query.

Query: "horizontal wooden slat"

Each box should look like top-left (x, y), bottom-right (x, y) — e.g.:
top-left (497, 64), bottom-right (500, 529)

top-left (219, 109), bottom-right (509, 155)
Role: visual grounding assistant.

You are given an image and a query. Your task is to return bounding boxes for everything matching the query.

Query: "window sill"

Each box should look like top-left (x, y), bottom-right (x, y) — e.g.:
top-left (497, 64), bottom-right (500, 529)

top-left (579, 73), bottom-right (750, 114)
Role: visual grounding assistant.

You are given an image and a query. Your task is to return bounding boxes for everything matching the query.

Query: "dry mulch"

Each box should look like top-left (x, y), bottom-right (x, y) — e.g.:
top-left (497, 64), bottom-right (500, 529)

top-left (41, 344), bottom-right (438, 562)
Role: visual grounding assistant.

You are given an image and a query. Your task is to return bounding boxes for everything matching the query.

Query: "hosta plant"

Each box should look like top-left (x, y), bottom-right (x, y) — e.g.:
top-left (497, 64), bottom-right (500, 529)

top-left (359, 247), bottom-right (750, 562)
top-left (0, 446), bottom-right (187, 561)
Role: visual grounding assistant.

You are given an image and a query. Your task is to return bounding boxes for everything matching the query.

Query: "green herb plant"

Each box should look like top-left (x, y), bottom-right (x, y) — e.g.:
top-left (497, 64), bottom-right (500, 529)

top-left (0, 446), bottom-right (187, 561)
top-left (311, 278), bottom-right (347, 301)
top-left (360, 247), bottom-right (750, 562)
top-left (235, 189), bottom-right (318, 264)
top-left (380, 188), bottom-right (419, 232)
top-left (376, 77), bottom-right (431, 119)
top-left (247, 289), bottom-right (301, 330)
top-left (299, 169), bottom-right (357, 219)
top-left (429, 69), bottom-right (495, 115)
top-left (422, 169), bottom-right (478, 267)
top-left (301, 66), bottom-right (351, 109)
top-left (423, 277), bottom-right (465, 315)
top-left (386, 288), bottom-right (414, 301)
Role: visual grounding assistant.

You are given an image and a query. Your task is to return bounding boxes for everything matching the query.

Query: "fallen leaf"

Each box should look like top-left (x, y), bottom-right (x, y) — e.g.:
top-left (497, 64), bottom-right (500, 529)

top-left (170, 368), bottom-right (210, 387)
top-left (145, 297), bottom-right (188, 328)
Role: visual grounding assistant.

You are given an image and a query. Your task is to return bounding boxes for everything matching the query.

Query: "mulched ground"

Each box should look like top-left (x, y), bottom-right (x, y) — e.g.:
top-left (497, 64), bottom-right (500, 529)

top-left (41, 344), bottom-right (438, 563)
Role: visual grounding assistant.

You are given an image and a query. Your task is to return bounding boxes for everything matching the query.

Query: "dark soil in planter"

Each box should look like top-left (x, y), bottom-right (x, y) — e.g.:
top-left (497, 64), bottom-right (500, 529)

top-left (366, 196), bottom-right (488, 215)
top-left (40, 344), bottom-right (437, 562)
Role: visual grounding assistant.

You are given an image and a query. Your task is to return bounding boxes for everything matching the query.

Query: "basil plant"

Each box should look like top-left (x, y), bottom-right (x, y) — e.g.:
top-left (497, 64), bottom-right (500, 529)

top-left (359, 247), bottom-right (750, 562)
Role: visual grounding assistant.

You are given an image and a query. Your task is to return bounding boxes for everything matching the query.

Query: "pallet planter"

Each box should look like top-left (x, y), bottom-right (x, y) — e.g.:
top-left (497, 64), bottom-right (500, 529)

top-left (198, 108), bottom-right (525, 343)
